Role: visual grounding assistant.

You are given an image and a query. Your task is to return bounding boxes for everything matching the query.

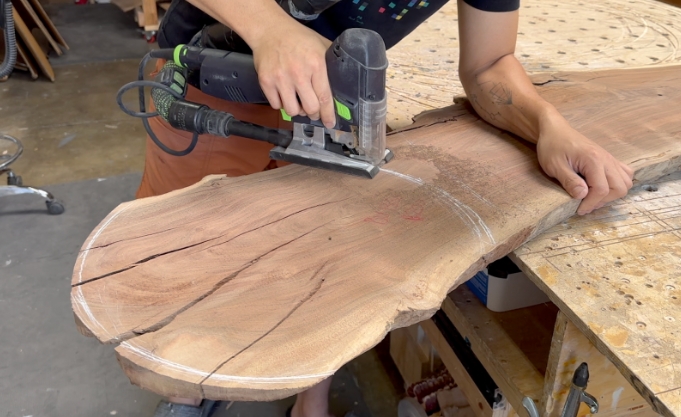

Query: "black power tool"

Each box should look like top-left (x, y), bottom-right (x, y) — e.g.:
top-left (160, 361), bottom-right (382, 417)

top-left (118, 25), bottom-right (394, 178)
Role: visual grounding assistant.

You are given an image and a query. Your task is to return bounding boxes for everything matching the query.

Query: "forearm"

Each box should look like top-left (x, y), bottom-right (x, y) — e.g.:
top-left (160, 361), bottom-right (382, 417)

top-left (460, 54), bottom-right (565, 144)
top-left (456, 1), bottom-right (633, 214)
top-left (185, 0), bottom-right (294, 47)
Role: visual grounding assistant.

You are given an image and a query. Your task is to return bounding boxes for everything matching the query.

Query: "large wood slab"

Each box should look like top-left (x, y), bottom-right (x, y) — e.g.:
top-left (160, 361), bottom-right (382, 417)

top-left (71, 66), bottom-right (681, 401)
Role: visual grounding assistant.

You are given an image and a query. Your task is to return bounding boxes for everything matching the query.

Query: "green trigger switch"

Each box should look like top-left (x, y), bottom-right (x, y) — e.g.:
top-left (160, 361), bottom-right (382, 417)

top-left (335, 100), bottom-right (352, 121)
top-left (279, 102), bottom-right (349, 122)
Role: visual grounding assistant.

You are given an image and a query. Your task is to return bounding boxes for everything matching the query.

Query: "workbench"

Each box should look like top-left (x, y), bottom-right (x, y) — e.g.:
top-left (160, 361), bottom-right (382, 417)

top-left (383, 2), bottom-right (681, 414)
top-left (418, 172), bottom-right (681, 417)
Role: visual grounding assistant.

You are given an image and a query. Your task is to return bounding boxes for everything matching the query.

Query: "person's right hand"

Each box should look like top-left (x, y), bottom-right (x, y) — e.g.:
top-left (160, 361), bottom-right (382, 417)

top-left (251, 22), bottom-right (336, 129)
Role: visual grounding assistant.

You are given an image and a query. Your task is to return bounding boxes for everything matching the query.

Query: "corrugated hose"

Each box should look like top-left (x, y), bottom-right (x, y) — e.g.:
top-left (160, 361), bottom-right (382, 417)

top-left (0, 0), bottom-right (17, 79)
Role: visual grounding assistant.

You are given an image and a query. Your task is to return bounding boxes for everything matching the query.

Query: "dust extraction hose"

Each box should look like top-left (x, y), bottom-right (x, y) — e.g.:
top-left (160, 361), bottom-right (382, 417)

top-left (0, 0), bottom-right (17, 79)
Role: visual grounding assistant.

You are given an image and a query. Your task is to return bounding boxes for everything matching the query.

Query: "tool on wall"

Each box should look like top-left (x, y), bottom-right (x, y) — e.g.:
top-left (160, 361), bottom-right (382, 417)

top-left (117, 1), bottom-right (394, 179)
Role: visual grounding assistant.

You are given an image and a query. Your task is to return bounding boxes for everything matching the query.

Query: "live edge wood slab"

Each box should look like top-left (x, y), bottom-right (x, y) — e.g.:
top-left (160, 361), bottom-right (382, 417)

top-left (71, 66), bottom-right (681, 401)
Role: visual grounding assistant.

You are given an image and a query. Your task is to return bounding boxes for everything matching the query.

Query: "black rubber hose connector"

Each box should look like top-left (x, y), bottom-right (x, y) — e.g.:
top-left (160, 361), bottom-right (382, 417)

top-left (572, 362), bottom-right (589, 388)
top-left (227, 121), bottom-right (293, 148)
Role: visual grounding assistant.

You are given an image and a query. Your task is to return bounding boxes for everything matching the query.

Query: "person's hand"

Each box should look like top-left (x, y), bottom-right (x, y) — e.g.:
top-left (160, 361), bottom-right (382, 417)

top-left (537, 121), bottom-right (634, 215)
top-left (250, 21), bottom-right (336, 129)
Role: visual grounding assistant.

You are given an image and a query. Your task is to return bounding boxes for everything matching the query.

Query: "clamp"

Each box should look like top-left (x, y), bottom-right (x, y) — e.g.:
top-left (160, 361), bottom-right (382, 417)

top-left (523, 362), bottom-right (599, 417)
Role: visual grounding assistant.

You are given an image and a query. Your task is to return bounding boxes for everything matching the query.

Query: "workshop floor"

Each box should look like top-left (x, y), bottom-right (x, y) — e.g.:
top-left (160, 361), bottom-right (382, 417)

top-left (0, 4), bottom-right (403, 416)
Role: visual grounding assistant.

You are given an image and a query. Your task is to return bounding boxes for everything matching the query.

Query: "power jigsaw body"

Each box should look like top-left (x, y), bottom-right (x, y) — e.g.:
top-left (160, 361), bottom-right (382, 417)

top-left (117, 9), bottom-right (394, 178)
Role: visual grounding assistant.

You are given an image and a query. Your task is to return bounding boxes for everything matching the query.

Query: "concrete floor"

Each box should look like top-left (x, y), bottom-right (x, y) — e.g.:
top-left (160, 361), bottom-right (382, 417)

top-left (1, 59), bottom-right (148, 188)
top-left (0, 4), bottom-right (404, 416)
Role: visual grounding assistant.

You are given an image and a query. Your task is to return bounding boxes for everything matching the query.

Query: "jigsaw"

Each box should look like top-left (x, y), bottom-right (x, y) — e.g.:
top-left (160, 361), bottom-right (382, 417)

top-left (118, 27), bottom-right (393, 179)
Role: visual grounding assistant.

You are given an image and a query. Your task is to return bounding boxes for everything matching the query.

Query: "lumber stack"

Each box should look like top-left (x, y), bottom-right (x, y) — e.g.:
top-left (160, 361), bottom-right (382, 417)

top-left (0, 0), bottom-right (68, 81)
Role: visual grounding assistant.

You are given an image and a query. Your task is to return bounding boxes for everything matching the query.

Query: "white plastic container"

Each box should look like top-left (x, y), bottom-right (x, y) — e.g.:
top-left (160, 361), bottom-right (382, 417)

top-left (466, 257), bottom-right (550, 312)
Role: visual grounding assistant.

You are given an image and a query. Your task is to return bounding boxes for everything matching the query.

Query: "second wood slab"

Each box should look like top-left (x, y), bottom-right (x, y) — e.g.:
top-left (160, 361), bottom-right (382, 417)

top-left (12, 6), bottom-right (54, 81)
top-left (71, 66), bottom-right (681, 401)
top-left (27, 0), bottom-right (68, 50)
top-left (13, 0), bottom-right (62, 56)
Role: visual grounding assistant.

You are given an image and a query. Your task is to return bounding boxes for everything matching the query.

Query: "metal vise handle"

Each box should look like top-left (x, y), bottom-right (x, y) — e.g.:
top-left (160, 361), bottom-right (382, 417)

top-left (523, 362), bottom-right (599, 417)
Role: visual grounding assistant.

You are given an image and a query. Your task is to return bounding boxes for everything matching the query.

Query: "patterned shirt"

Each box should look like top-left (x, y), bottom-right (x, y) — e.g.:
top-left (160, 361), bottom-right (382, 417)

top-left (158, 0), bottom-right (519, 50)
top-left (308, 0), bottom-right (519, 49)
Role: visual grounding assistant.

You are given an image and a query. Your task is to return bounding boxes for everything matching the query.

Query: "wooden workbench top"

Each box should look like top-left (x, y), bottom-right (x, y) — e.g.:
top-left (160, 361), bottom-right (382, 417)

top-left (386, 0), bottom-right (681, 129)
top-left (512, 173), bottom-right (681, 417)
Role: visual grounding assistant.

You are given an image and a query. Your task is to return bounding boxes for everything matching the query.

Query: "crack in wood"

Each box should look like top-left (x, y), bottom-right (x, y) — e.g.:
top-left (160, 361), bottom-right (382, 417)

top-left (128, 224), bottom-right (331, 339)
top-left (199, 261), bottom-right (329, 387)
top-left (133, 239), bottom-right (217, 265)
top-left (74, 199), bottom-right (347, 287)
top-left (388, 111), bottom-right (470, 136)
top-left (630, 150), bottom-right (671, 165)
top-left (72, 238), bottom-right (217, 286)
top-left (532, 78), bottom-right (568, 86)
top-left (79, 225), bottom-right (183, 252)
top-left (72, 265), bottom-right (138, 287)
top-left (197, 200), bottom-right (348, 254)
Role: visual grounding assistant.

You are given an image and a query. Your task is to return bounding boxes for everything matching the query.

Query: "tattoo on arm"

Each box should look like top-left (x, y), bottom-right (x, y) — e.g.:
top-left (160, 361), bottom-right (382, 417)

top-left (471, 93), bottom-right (501, 121)
top-left (489, 82), bottom-right (513, 105)
top-left (477, 81), bottom-right (514, 106)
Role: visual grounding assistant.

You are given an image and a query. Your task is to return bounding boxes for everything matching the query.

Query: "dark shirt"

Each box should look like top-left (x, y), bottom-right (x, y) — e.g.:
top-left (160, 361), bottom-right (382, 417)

top-left (308, 0), bottom-right (519, 49)
top-left (158, 0), bottom-right (519, 51)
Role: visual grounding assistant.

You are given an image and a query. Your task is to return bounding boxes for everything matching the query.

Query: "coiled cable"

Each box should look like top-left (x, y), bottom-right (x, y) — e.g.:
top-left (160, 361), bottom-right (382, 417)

top-left (116, 51), bottom-right (200, 156)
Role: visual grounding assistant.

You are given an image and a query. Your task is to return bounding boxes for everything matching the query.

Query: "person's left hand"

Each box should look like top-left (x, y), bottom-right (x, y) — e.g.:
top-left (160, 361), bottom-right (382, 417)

top-left (536, 120), bottom-right (634, 215)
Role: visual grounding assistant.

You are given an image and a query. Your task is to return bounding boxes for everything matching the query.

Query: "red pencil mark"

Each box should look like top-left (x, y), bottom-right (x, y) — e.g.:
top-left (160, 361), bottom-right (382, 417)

top-left (364, 213), bottom-right (390, 224)
top-left (364, 197), bottom-right (425, 223)
top-left (402, 202), bottom-right (425, 221)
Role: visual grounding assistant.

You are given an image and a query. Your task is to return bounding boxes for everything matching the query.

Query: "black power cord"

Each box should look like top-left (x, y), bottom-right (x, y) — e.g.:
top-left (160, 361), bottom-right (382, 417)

top-left (117, 49), bottom-right (294, 157)
top-left (115, 51), bottom-right (200, 156)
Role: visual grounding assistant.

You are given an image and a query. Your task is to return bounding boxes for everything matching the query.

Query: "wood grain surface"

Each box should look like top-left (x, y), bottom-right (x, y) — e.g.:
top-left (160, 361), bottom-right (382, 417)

top-left (71, 66), bottom-right (681, 401)
top-left (513, 170), bottom-right (681, 417)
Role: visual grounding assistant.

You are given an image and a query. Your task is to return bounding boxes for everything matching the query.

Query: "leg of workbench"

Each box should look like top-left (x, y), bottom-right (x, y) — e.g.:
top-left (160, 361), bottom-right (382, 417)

top-left (542, 312), bottom-right (656, 417)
